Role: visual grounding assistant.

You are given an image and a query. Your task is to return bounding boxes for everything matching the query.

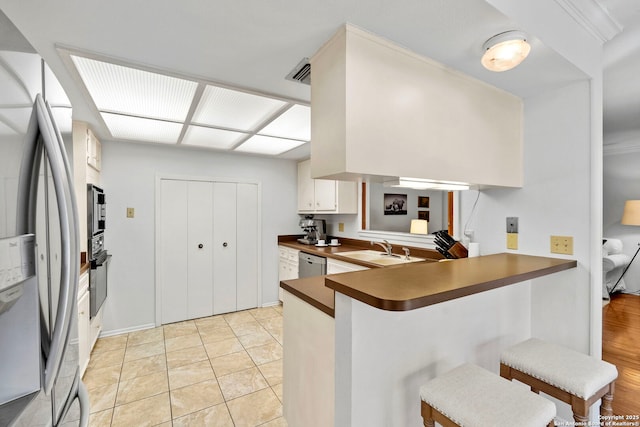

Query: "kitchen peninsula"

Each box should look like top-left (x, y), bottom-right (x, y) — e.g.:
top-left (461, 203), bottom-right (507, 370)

top-left (281, 253), bottom-right (576, 426)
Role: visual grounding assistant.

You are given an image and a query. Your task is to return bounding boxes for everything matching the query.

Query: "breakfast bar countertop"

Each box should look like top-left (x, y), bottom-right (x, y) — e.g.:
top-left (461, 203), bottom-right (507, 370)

top-left (280, 253), bottom-right (577, 317)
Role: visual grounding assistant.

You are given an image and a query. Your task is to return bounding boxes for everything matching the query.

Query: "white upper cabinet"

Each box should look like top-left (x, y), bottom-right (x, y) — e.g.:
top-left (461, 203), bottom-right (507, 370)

top-left (297, 159), bottom-right (357, 214)
top-left (86, 127), bottom-right (101, 172)
top-left (309, 24), bottom-right (523, 188)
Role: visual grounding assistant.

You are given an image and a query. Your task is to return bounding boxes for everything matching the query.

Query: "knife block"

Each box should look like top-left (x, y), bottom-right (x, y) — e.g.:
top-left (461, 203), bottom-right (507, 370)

top-left (448, 242), bottom-right (469, 259)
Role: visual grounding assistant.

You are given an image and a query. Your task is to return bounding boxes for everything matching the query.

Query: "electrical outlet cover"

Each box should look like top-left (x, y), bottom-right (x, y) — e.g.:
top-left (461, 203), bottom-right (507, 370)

top-left (550, 235), bottom-right (573, 255)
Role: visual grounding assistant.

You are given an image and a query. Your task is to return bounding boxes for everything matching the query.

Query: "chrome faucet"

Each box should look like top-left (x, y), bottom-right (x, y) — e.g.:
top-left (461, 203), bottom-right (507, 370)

top-left (371, 239), bottom-right (394, 256)
top-left (402, 247), bottom-right (411, 260)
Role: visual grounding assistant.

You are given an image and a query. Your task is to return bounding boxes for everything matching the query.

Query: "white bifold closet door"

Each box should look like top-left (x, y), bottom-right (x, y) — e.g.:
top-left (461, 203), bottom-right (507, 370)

top-left (187, 181), bottom-right (214, 319)
top-left (159, 179), bottom-right (258, 324)
top-left (212, 182), bottom-right (236, 314)
top-left (235, 183), bottom-right (259, 311)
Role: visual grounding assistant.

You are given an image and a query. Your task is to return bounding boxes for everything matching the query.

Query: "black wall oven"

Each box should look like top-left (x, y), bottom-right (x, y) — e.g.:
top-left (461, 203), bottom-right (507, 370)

top-left (87, 184), bottom-right (109, 318)
top-left (89, 246), bottom-right (110, 318)
top-left (88, 184), bottom-right (106, 238)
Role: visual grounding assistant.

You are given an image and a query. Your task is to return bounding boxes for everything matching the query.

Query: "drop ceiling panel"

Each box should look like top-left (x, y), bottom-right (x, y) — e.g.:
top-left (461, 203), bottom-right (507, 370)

top-left (192, 85), bottom-right (287, 131)
top-left (258, 104), bottom-right (310, 141)
top-left (235, 134), bottom-right (306, 155)
top-left (101, 113), bottom-right (183, 144)
top-left (71, 55), bottom-right (197, 121)
top-left (182, 125), bottom-right (248, 149)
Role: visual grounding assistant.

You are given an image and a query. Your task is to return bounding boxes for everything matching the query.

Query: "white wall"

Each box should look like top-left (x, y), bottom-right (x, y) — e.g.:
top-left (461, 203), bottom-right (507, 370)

top-left (458, 80), bottom-right (595, 421)
top-left (334, 282), bottom-right (532, 426)
top-left (461, 81), bottom-right (593, 349)
top-left (603, 144), bottom-right (640, 294)
top-left (99, 141), bottom-right (300, 334)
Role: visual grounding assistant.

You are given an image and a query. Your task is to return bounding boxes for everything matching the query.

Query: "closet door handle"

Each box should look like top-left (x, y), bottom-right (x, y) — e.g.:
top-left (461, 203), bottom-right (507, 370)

top-left (223, 242), bottom-right (228, 247)
top-left (198, 244), bottom-right (203, 249)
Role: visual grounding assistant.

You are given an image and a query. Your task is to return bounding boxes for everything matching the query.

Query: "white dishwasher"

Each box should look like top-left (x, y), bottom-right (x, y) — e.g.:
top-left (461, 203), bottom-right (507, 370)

top-left (298, 252), bottom-right (327, 277)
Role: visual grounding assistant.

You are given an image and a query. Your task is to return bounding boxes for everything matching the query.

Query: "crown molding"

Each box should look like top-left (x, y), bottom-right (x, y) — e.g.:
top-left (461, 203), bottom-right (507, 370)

top-left (554, 0), bottom-right (623, 43)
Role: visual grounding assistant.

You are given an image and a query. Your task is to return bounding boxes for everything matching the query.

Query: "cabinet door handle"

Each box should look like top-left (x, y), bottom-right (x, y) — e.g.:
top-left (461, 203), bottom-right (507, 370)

top-left (198, 244), bottom-right (204, 249)
top-left (223, 242), bottom-right (228, 247)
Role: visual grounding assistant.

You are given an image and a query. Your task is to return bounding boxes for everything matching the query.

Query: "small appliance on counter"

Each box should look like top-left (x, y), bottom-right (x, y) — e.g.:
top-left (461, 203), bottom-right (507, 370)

top-left (297, 215), bottom-right (327, 245)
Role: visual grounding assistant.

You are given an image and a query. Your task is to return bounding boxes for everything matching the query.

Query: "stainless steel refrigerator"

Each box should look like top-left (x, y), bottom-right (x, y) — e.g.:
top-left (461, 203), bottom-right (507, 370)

top-left (0, 17), bottom-right (89, 427)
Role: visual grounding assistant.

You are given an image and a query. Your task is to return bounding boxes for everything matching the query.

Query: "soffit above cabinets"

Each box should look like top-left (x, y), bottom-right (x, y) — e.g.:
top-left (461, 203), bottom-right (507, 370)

top-left (62, 50), bottom-right (310, 156)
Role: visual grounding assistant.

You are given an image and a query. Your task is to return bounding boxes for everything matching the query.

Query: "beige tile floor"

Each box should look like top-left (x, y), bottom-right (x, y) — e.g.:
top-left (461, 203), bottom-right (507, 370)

top-left (83, 305), bottom-right (287, 427)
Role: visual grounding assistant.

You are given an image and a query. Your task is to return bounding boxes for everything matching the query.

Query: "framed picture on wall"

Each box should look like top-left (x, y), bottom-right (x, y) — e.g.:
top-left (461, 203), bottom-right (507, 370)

top-left (384, 193), bottom-right (407, 215)
top-left (418, 210), bottom-right (430, 221)
top-left (418, 196), bottom-right (430, 208)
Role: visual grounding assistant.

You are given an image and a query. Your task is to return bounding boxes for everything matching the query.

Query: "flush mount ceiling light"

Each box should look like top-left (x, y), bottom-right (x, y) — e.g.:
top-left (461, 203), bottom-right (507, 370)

top-left (481, 30), bottom-right (531, 72)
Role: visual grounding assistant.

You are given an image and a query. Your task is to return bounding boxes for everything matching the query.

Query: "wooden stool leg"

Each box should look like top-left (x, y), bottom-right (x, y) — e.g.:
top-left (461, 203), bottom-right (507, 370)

top-left (573, 414), bottom-right (588, 424)
top-left (600, 383), bottom-right (615, 416)
top-left (421, 401), bottom-right (436, 427)
top-left (571, 396), bottom-right (590, 425)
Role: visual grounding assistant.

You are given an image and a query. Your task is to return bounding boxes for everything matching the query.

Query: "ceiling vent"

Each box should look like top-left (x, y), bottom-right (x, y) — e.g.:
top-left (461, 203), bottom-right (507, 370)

top-left (285, 58), bottom-right (311, 85)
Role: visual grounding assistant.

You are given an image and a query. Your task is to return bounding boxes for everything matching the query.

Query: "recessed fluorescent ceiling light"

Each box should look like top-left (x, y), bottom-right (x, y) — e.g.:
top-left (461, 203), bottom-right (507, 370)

top-left (101, 113), bottom-right (183, 144)
top-left (71, 55), bottom-right (197, 121)
top-left (192, 85), bottom-right (287, 131)
top-left (182, 125), bottom-right (248, 149)
top-left (235, 135), bottom-right (305, 155)
top-left (259, 104), bottom-right (310, 141)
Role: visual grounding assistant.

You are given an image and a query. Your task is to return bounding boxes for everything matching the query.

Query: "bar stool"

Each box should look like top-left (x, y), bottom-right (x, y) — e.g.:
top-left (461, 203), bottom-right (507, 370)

top-left (500, 338), bottom-right (618, 424)
top-left (420, 363), bottom-right (556, 427)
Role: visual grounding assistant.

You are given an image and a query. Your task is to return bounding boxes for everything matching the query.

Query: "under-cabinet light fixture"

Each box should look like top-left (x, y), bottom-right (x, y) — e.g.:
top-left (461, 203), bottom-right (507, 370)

top-left (384, 177), bottom-right (470, 191)
top-left (481, 30), bottom-right (531, 72)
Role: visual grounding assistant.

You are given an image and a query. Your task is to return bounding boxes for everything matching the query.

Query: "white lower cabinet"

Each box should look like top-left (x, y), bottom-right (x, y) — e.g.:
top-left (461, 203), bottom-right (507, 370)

top-left (278, 246), bottom-right (299, 301)
top-left (283, 290), bottom-right (335, 426)
top-left (159, 178), bottom-right (259, 325)
top-left (77, 271), bottom-right (90, 377)
top-left (327, 258), bottom-right (369, 274)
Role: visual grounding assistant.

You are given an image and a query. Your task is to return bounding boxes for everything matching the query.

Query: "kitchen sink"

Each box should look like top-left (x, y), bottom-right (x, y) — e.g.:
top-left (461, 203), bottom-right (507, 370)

top-left (337, 250), bottom-right (425, 266)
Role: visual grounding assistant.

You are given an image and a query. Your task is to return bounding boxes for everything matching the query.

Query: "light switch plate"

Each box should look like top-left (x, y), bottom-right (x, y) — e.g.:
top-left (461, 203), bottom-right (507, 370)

top-left (506, 217), bottom-right (518, 233)
top-left (550, 235), bottom-right (573, 255)
top-left (126, 207), bottom-right (135, 218)
top-left (339, 223), bottom-right (344, 232)
top-left (507, 233), bottom-right (518, 250)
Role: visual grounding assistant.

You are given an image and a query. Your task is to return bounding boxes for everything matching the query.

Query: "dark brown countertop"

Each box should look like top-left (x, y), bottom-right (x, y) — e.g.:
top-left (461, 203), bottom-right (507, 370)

top-left (280, 253), bottom-right (577, 317)
top-left (281, 276), bottom-right (335, 316)
top-left (278, 235), bottom-right (442, 268)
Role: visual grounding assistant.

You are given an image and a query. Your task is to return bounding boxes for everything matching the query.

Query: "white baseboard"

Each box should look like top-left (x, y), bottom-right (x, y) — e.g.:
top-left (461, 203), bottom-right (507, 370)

top-left (99, 323), bottom-right (156, 338)
top-left (261, 301), bottom-right (282, 308)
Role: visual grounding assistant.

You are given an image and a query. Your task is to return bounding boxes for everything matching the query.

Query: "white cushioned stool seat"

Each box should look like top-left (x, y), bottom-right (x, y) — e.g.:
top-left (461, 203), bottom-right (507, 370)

top-left (501, 338), bottom-right (618, 399)
top-left (420, 363), bottom-right (556, 427)
top-left (500, 338), bottom-right (617, 423)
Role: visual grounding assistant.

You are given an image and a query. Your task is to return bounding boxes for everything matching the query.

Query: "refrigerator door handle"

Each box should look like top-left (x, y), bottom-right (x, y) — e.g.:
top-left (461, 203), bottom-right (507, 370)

top-left (77, 381), bottom-right (90, 427)
top-left (35, 95), bottom-right (80, 395)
